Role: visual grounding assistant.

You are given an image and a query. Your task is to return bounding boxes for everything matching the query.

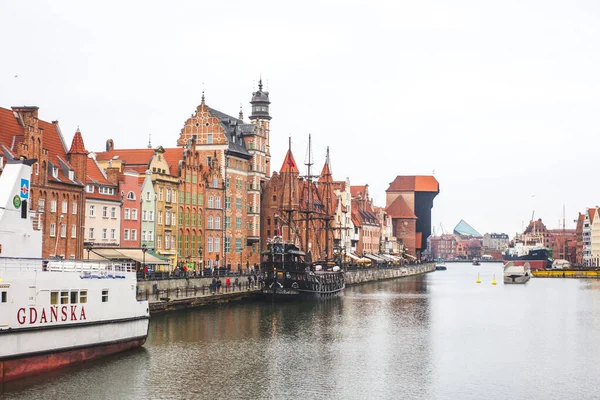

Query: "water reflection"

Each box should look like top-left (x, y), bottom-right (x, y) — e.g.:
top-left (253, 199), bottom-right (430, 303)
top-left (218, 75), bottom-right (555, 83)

top-left (7, 267), bottom-right (600, 399)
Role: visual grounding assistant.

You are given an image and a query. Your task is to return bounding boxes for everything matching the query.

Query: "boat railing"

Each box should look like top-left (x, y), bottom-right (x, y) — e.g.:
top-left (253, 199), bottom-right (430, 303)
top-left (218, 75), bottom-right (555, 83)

top-left (0, 257), bottom-right (136, 273)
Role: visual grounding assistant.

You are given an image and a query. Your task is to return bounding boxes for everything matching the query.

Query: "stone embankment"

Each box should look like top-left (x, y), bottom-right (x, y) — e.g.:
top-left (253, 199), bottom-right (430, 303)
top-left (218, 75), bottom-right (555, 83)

top-left (345, 263), bottom-right (435, 285)
top-left (140, 263), bottom-right (435, 313)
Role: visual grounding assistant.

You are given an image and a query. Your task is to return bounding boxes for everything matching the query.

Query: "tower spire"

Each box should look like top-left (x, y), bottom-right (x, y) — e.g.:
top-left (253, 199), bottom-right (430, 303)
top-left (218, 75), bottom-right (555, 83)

top-left (239, 103), bottom-right (243, 120)
top-left (201, 91), bottom-right (205, 105)
top-left (147, 133), bottom-right (152, 149)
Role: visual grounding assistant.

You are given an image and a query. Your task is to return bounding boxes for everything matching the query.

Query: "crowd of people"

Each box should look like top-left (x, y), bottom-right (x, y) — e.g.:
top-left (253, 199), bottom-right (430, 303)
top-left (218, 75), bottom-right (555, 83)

top-left (209, 273), bottom-right (264, 294)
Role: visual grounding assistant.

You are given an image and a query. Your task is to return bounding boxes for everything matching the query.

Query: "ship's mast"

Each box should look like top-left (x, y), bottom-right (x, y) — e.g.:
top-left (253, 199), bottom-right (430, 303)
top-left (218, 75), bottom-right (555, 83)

top-left (324, 146), bottom-right (331, 262)
top-left (305, 134), bottom-right (313, 260)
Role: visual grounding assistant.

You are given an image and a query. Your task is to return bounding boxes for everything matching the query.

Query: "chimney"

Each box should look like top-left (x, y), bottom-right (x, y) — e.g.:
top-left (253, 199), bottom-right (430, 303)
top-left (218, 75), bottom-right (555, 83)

top-left (105, 167), bottom-right (120, 185)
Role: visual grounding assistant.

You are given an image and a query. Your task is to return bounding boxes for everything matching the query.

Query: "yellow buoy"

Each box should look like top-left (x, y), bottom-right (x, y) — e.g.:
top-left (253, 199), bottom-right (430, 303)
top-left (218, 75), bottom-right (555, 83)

top-left (476, 273), bottom-right (481, 284)
top-left (491, 274), bottom-right (497, 285)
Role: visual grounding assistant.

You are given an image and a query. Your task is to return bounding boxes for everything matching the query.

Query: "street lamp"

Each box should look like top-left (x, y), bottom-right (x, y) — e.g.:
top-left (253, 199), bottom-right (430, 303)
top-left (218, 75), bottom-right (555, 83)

top-left (141, 244), bottom-right (148, 278)
top-left (86, 245), bottom-right (92, 260)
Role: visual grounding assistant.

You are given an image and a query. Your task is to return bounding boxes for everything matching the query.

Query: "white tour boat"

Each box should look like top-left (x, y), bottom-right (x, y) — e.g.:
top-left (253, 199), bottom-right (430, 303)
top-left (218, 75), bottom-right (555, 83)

top-left (0, 159), bottom-right (149, 383)
top-left (503, 261), bottom-right (532, 284)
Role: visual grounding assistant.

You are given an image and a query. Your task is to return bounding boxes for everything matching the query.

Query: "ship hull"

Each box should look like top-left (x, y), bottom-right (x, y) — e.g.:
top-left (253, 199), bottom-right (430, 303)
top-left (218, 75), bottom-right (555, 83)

top-left (502, 259), bottom-right (548, 270)
top-left (0, 336), bottom-right (146, 383)
top-left (503, 248), bottom-right (550, 270)
top-left (261, 286), bottom-right (344, 301)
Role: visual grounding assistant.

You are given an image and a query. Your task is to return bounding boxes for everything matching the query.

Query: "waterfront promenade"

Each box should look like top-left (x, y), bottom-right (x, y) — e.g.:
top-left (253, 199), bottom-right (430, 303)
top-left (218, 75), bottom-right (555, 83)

top-left (138, 263), bottom-right (435, 313)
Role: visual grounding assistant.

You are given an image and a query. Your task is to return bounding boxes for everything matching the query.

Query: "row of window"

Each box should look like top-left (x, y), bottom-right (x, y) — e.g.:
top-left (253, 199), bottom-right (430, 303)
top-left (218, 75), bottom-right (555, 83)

top-left (88, 228), bottom-right (118, 240)
top-left (123, 208), bottom-right (139, 220)
top-left (123, 229), bottom-right (138, 241)
top-left (50, 289), bottom-right (108, 304)
top-left (86, 185), bottom-right (116, 196)
top-left (40, 199), bottom-right (78, 214)
top-left (89, 205), bottom-right (118, 219)
top-left (50, 289), bottom-right (89, 305)
top-left (178, 191), bottom-right (204, 206)
top-left (206, 237), bottom-right (243, 253)
top-left (49, 224), bottom-right (77, 238)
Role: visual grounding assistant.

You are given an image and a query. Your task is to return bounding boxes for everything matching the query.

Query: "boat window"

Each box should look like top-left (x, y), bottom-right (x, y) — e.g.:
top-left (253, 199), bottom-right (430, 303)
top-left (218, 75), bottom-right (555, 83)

top-left (80, 290), bottom-right (88, 304)
top-left (102, 289), bottom-right (109, 303)
top-left (50, 291), bottom-right (59, 305)
top-left (60, 291), bottom-right (69, 304)
top-left (1, 291), bottom-right (6, 303)
top-left (70, 291), bottom-right (79, 304)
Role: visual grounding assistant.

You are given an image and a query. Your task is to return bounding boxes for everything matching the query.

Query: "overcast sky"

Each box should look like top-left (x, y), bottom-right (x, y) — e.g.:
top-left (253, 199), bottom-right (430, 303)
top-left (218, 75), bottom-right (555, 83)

top-left (2, 0), bottom-right (599, 237)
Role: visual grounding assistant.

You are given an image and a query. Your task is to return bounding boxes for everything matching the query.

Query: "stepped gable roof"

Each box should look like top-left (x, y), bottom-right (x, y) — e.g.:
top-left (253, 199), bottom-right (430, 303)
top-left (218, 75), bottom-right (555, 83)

top-left (454, 219), bottom-right (482, 237)
top-left (207, 107), bottom-right (252, 159)
top-left (280, 149), bottom-right (299, 174)
top-left (68, 128), bottom-right (87, 155)
top-left (523, 218), bottom-right (548, 235)
top-left (386, 196), bottom-right (417, 219)
top-left (387, 175), bottom-right (439, 192)
top-left (95, 148), bottom-right (155, 166)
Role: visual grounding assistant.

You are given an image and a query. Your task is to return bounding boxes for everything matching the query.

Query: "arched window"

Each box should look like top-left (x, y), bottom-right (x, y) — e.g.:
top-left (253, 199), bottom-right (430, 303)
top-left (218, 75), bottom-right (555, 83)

top-left (127, 191), bottom-right (136, 200)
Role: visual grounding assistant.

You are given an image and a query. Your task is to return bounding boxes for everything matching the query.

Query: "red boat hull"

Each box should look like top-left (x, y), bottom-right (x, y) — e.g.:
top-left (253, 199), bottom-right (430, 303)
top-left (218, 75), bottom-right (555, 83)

top-left (503, 259), bottom-right (547, 270)
top-left (0, 337), bottom-right (146, 383)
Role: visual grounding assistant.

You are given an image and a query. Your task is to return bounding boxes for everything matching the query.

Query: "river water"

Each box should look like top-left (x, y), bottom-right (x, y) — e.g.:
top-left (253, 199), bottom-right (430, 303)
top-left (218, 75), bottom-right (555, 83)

top-left (4, 262), bottom-right (600, 399)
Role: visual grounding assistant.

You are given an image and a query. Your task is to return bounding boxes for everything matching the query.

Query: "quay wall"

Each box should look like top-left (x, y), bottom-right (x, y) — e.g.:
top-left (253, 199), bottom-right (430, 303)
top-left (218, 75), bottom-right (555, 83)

top-left (141, 263), bottom-right (435, 314)
top-left (344, 263), bottom-right (435, 286)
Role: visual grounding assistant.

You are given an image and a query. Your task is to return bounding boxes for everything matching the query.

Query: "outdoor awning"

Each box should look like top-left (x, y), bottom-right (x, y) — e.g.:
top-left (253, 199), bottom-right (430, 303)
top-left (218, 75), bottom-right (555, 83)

top-left (365, 254), bottom-right (386, 263)
top-left (346, 253), bottom-right (360, 261)
top-left (403, 254), bottom-right (417, 260)
top-left (379, 254), bottom-right (397, 262)
top-left (88, 248), bottom-right (171, 265)
top-left (357, 257), bottom-right (372, 264)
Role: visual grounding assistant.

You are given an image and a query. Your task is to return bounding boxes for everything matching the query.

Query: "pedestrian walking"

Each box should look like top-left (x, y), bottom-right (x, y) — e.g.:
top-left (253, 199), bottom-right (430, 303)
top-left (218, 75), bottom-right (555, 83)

top-left (226, 276), bottom-right (231, 292)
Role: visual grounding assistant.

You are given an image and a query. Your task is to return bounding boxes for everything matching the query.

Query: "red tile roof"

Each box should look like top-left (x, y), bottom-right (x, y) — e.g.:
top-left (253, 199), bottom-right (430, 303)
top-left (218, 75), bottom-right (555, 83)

top-left (350, 185), bottom-right (367, 198)
top-left (387, 176), bottom-right (439, 193)
top-left (589, 208), bottom-right (596, 222)
top-left (280, 150), bottom-right (299, 174)
top-left (86, 157), bottom-right (112, 185)
top-left (0, 107), bottom-right (23, 153)
top-left (95, 148), bottom-right (155, 166)
top-left (386, 196), bottom-right (417, 219)
top-left (163, 147), bottom-right (184, 175)
top-left (68, 128), bottom-right (87, 155)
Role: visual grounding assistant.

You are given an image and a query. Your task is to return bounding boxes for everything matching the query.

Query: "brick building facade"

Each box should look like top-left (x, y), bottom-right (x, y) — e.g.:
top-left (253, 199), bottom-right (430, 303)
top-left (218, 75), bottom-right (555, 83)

top-left (0, 106), bottom-right (86, 258)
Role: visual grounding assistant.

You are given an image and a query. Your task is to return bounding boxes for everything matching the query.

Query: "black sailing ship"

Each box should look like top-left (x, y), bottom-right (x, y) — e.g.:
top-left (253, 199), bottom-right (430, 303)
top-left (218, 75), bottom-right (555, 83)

top-left (261, 235), bottom-right (345, 299)
top-left (260, 136), bottom-right (345, 300)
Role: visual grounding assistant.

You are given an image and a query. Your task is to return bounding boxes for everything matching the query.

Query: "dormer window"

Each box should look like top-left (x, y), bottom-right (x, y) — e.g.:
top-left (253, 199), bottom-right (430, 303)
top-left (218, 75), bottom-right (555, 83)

top-left (0, 155), bottom-right (4, 168)
top-left (52, 167), bottom-right (58, 178)
top-left (86, 185), bottom-right (94, 193)
top-left (68, 170), bottom-right (74, 180)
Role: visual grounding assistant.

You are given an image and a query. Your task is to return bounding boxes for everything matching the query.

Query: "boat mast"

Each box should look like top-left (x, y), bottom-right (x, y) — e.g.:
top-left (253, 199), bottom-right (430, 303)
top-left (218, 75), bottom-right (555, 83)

top-left (324, 146), bottom-right (331, 262)
top-left (305, 134), bottom-right (313, 259)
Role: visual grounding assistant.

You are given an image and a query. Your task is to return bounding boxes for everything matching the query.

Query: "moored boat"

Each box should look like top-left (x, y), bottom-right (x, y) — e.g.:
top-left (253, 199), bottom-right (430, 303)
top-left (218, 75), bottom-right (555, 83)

top-left (435, 261), bottom-right (447, 271)
top-left (503, 261), bottom-right (532, 284)
top-left (472, 259), bottom-right (480, 266)
top-left (502, 243), bottom-right (551, 270)
top-left (0, 160), bottom-right (149, 383)
top-left (260, 235), bottom-right (345, 300)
